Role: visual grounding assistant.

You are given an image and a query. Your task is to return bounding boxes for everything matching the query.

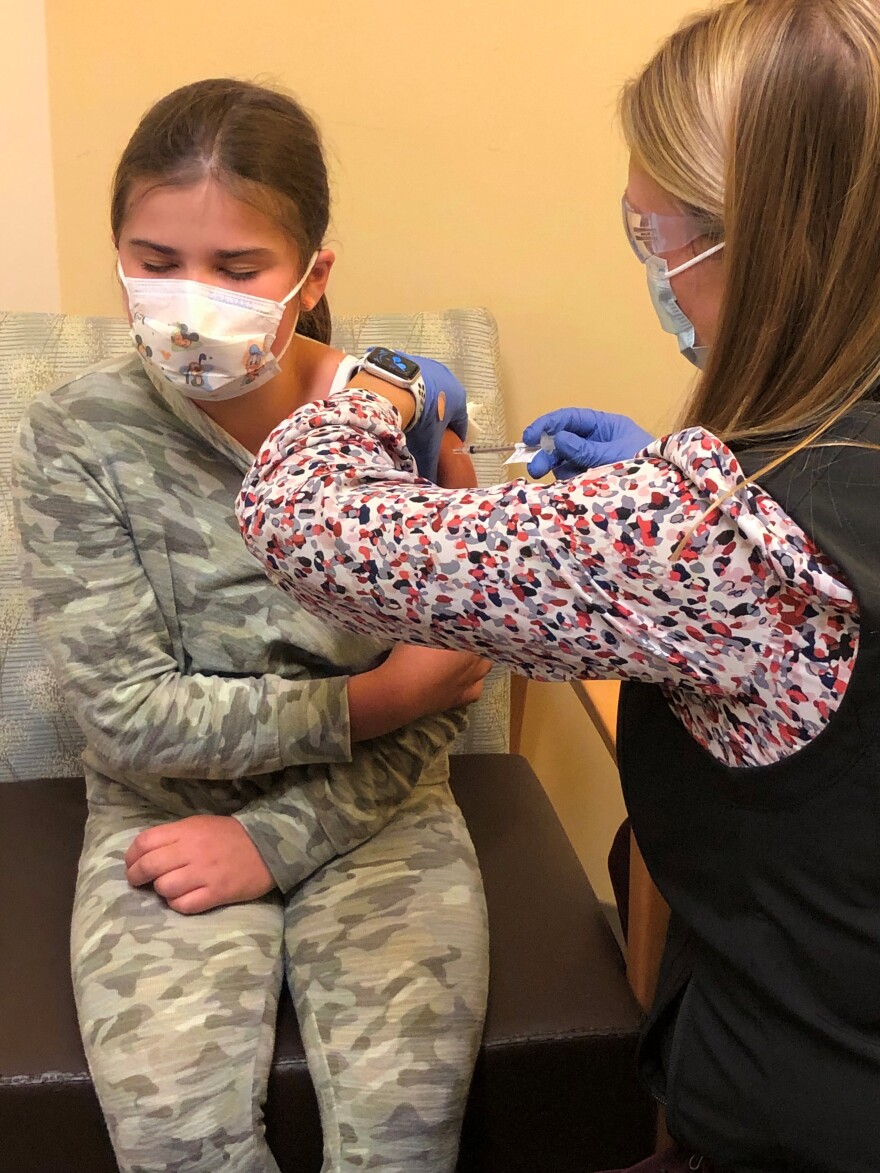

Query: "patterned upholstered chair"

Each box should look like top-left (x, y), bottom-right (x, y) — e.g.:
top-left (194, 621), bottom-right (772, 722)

top-left (0, 309), bottom-right (653, 1172)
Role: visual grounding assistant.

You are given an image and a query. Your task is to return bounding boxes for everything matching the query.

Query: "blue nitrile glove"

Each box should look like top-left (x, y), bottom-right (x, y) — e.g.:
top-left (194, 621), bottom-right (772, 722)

top-left (399, 353), bottom-right (469, 483)
top-left (522, 408), bottom-right (653, 480)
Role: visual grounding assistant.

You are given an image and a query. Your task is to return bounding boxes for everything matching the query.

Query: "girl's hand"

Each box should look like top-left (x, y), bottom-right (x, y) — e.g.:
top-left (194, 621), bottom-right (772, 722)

top-left (381, 643), bottom-right (491, 719)
top-left (125, 815), bottom-right (274, 914)
top-left (349, 643), bottom-right (490, 742)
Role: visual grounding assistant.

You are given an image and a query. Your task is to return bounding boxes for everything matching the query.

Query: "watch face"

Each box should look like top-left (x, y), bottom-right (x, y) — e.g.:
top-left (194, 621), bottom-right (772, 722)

top-left (366, 347), bottom-right (420, 382)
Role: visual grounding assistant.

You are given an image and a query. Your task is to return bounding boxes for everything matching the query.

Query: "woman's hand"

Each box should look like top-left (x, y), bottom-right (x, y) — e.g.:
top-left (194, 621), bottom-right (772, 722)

top-left (348, 643), bottom-right (491, 742)
top-left (523, 408), bottom-right (653, 479)
top-left (125, 815), bottom-right (274, 914)
top-left (399, 354), bottom-right (469, 482)
top-left (343, 354), bottom-right (469, 481)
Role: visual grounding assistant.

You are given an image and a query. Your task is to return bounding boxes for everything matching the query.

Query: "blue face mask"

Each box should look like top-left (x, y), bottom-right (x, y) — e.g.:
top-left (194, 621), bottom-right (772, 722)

top-left (645, 241), bottom-right (725, 369)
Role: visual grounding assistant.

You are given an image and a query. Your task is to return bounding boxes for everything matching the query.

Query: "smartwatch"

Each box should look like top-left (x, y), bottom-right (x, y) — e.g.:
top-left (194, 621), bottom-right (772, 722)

top-left (357, 347), bottom-right (426, 429)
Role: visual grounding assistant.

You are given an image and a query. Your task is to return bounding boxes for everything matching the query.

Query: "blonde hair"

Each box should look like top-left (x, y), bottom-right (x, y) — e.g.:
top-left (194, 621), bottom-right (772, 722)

top-left (621, 0), bottom-right (880, 449)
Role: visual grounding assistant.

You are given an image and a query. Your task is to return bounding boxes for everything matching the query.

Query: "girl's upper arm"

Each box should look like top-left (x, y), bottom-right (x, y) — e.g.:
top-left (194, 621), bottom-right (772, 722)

top-left (435, 428), bottom-right (478, 489)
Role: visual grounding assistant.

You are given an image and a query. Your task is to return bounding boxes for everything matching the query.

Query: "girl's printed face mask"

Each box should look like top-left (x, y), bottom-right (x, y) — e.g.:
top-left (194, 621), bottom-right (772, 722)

top-left (118, 252), bottom-right (318, 401)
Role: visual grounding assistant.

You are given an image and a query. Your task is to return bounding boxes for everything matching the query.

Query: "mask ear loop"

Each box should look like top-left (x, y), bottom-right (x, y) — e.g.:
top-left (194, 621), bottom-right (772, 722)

top-left (665, 240), bottom-right (725, 279)
top-left (279, 251), bottom-right (320, 306)
top-left (274, 251), bottom-right (321, 364)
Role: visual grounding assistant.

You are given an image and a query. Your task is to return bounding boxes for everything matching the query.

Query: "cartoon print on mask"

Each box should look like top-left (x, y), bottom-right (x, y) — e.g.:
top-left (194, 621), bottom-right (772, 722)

top-left (243, 342), bottom-right (270, 384)
top-left (134, 334), bottom-right (153, 360)
top-left (180, 353), bottom-right (212, 390)
top-left (171, 323), bottom-right (200, 350)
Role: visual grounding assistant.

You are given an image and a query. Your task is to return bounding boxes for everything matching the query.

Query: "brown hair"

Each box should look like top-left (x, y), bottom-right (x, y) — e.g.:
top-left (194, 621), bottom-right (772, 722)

top-left (621, 0), bottom-right (880, 450)
top-left (112, 78), bottom-right (332, 343)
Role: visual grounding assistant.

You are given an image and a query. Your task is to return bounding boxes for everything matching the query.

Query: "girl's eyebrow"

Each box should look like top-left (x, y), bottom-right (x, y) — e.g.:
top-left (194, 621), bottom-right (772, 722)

top-left (127, 241), bottom-right (275, 261)
top-left (215, 247), bottom-right (275, 260)
top-left (129, 238), bottom-right (178, 255)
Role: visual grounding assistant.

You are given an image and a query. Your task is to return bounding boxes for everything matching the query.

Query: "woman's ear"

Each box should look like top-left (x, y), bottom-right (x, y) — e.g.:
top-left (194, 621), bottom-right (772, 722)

top-left (301, 248), bottom-right (335, 310)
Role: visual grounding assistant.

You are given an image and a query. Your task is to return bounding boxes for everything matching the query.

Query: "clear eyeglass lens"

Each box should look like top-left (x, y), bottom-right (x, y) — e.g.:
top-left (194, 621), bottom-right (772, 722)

top-left (621, 196), bottom-right (705, 263)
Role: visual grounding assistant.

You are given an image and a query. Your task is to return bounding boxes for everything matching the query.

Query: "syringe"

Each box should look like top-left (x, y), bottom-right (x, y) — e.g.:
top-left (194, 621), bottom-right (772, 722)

top-left (454, 434), bottom-right (556, 457)
top-left (453, 443), bottom-right (520, 455)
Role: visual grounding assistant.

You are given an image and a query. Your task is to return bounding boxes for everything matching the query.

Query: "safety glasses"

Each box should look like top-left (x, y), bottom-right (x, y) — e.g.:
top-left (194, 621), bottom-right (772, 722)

top-left (621, 195), bottom-right (706, 263)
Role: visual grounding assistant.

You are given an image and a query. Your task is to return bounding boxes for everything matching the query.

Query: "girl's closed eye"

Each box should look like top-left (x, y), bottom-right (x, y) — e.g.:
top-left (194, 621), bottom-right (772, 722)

top-left (138, 263), bottom-right (260, 283)
top-left (220, 268), bottom-right (260, 283)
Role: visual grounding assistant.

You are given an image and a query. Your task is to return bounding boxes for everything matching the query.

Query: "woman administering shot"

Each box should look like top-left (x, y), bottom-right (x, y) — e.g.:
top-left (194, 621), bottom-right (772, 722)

top-left (238, 1), bottom-right (880, 1169)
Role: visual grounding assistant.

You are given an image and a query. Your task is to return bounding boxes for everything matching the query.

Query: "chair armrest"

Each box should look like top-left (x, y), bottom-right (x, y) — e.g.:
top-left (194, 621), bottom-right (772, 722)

top-left (569, 680), bottom-right (671, 1013)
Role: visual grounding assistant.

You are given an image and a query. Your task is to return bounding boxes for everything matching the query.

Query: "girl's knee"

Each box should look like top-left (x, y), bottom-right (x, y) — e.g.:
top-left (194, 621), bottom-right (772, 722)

top-left (95, 1053), bottom-right (276, 1173)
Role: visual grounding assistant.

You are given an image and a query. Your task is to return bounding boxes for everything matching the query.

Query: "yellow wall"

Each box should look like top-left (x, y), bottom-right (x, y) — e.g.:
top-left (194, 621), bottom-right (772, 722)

top-left (0, 2), bottom-right (59, 312)
top-left (520, 682), bottom-right (626, 906)
top-left (43, 0), bottom-right (701, 902)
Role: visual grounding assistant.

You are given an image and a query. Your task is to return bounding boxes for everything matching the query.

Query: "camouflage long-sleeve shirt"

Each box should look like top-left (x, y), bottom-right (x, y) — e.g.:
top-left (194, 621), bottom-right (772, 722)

top-left (12, 354), bottom-right (465, 890)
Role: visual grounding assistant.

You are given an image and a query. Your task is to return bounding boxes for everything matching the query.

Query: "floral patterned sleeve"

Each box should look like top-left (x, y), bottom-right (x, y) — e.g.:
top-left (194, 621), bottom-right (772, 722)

top-left (237, 389), bottom-right (858, 767)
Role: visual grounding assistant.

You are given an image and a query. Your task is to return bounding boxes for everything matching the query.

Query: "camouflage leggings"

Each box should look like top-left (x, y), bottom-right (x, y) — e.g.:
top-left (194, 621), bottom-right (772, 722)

top-left (72, 773), bottom-right (489, 1173)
